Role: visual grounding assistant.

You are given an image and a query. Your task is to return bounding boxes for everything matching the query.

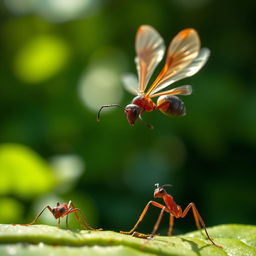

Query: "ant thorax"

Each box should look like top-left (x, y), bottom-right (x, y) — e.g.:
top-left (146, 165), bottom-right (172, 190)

top-left (163, 194), bottom-right (178, 212)
top-left (132, 95), bottom-right (156, 112)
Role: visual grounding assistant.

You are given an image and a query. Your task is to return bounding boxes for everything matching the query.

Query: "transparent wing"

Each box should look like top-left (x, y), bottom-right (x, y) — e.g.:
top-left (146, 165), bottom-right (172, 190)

top-left (135, 25), bottom-right (165, 94)
top-left (145, 28), bottom-right (201, 96)
top-left (150, 85), bottom-right (192, 98)
top-left (121, 73), bottom-right (139, 95)
top-left (149, 48), bottom-right (210, 95)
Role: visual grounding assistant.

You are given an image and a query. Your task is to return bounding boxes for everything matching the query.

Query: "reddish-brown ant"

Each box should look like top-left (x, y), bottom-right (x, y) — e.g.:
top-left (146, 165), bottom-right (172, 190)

top-left (121, 184), bottom-right (222, 248)
top-left (13, 200), bottom-right (100, 230)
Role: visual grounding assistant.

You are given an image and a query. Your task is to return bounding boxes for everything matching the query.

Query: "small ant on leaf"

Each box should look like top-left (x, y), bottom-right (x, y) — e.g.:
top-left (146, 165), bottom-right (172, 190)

top-left (121, 184), bottom-right (222, 248)
top-left (13, 200), bottom-right (101, 231)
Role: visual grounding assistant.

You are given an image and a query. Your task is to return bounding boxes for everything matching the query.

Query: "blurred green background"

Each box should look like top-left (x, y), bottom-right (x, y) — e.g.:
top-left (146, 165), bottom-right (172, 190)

top-left (0, 0), bottom-right (255, 235)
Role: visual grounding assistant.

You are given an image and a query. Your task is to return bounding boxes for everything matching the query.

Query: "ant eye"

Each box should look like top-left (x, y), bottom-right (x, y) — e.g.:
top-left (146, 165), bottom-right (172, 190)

top-left (59, 207), bottom-right (65, 214)
top-left (159, 189), bottom-right (165, 194)
top-left (133, 108), bottom-right (140, 116)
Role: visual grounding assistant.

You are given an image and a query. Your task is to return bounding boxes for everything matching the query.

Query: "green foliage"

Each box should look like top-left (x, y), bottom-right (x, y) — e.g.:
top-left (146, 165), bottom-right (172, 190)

top-left (14, 35), bottom-right (70, 84)
top-left (0, 224), bottom-right (255, 256)
top-left (0, 144), bottom-right (56, 198)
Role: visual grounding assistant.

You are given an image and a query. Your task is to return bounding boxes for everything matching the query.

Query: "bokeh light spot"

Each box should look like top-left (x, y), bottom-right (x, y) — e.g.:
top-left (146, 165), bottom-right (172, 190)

top-left (50, 155), bottom-right (85, 194)
top-left (0, 143), bottom-right (56, 198)
top-left (4, 0), bottom-right (101, 23)
top-left (78, 50), bottom-right (127, 112)
top-left (14, 35), bottom-right (69, 84)
top-left (79, 67), bottom-right (123, 111)
top-left (37, 0), bottom-right (100, 23)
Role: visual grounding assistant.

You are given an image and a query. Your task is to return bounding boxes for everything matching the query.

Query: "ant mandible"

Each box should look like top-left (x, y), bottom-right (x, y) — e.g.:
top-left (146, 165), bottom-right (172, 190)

top-left (13, 200), bottom-right (100, 230)
top-left (121, 184), bottom-right (222, 248)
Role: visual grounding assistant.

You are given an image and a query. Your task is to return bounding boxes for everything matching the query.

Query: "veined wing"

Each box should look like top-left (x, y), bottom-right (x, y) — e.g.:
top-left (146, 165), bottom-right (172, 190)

top-left (135, 25), bottom-right (165, 94)
top-left (149, 48), bottom-right (210, 96)
top-left (150, 85), bottom-right (192, 98)
top-left (145, 28), bottom-right (200, 97)
top-left (121, 73), bottom-right (139, 95)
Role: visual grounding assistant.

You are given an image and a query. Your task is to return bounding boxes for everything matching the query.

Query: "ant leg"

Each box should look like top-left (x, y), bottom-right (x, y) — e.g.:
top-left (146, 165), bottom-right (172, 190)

top-left (63, 207), bottom-right (86, 229)
top-left (168, 215), bottom-right (174, 236)
top-left (65, 200), bottom-right (74, 229)
top-left (76, 209), bottom-right (96, 230)
top-left (57, 218), bottom-right (61, 228)
top-left (13, 206), bottom-right (52, 226)
top-left (64, 201), bottom-right (86, 229)
top-left (63, 207), bottom-right (83, 229)
top-left (27, 206), bottom-right (53, 225)
top-left (66, 213), bottom-right (69, 229)
top-left (182, 203), bottom-right (201, 230)
top-left (68, 201), bottom-right (100, 230)
top-left (63, 200), bottom-right (80, 229)
top-left (138, 115), bottom-right (154, 129)
top-left (181, 203), bottom-right (222, 248)
top-left (67, 200), bottom-right (72, 209)
top-left (151, 206), bottom-right (166, 235)
top-left (121, 201), bottom-right (169, 235)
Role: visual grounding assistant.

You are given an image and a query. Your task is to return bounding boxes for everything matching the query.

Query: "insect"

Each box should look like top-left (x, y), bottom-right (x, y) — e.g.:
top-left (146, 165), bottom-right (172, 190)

top-left (13, 200), bottom-right (100, 230)
top-left (97, 25), bottom-right (210, 128)
top-left (121, 184), bottom-right (222, 248)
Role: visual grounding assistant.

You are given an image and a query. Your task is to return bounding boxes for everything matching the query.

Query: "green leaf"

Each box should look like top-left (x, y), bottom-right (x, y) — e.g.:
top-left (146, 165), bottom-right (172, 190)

top-left (0, 224), bottom-right (255, 256)
top-left (0, 144), bottom-right (56, 199)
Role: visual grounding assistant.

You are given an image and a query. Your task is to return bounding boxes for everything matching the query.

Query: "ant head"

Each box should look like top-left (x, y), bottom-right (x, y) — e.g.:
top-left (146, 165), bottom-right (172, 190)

top-left (153, 183), bottom-right (172, 198)
top-left (124, 104), bottom-right (141, 126)
top-left (52, 204), bottom-right (66, 218)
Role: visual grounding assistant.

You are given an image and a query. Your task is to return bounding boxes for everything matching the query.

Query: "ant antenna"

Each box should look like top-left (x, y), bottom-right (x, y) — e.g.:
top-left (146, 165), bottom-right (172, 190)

top-left (162, 184), bottom-right (172, 190)
top-left (97, 104), bottom-right (125, 122)
top-left (154, 184), bottom-right (172, 189)
top-left (139, 115), bottom-right (154, 129)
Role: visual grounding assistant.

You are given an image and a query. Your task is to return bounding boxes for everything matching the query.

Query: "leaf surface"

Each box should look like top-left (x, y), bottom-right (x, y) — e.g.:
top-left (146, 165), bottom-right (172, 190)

top-left (0, 224), bottom-right (255, 256)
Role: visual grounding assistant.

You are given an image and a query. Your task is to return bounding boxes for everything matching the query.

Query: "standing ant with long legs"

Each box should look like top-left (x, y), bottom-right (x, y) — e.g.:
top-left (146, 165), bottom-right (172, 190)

top-left (13, 200), bottom-right (101, 230)
top-left (121, 184), bottom-right (222, 248)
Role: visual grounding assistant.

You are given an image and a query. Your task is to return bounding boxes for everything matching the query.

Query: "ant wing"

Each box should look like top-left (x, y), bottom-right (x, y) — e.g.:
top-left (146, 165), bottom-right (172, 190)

top-left (135, 25), bottom-right (165, 95)
top-left (121, 73), bottom-right (139, 95)
top-left (150, 85), bottom-right (192, 98)
top-left (149, 48), bottom-right (210, 96)
top-left (145, 28), bottom-right (201, 97)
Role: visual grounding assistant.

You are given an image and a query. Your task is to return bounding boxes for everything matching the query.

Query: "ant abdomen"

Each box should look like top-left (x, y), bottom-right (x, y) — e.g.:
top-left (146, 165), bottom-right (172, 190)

top-left (157, 95), bottom-right (186, 117)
